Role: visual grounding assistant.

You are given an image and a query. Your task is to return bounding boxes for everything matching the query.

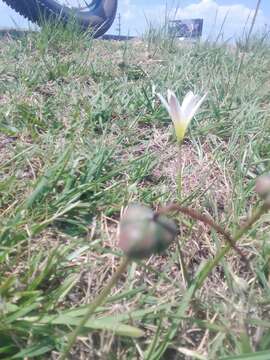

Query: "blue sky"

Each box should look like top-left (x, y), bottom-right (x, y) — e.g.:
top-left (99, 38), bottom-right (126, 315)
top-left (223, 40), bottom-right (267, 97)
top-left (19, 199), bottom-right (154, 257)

top-left (0, 0), bottom-right (269, 39)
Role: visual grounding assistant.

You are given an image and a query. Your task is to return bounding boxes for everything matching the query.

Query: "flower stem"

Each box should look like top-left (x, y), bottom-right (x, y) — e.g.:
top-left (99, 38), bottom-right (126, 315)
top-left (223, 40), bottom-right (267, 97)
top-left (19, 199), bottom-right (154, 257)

top-left (176, 239), bottom-right (190, 287)
top-left (60, 257), bottom-right (130, 359)
top-left (153, 202), bottom-right (270, 359)
top-left (155, 203), bottom-right (249, 266)
top-left (175, 143), bottom-right (190, 286)
top-left (176, 142), bottom-right (183, 198)
top-left (194, 203), bottom-right (270, 289)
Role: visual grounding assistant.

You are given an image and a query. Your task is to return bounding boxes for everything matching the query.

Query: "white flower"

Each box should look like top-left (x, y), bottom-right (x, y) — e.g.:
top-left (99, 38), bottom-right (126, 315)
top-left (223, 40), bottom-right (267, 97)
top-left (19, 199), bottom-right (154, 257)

top-left (157, 89), bottom-right (207, 142)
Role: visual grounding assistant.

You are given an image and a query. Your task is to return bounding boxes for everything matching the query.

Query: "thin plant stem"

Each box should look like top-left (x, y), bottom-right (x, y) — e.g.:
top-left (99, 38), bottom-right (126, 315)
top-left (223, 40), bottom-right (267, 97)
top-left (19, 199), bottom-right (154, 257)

top-left (157, 202), bottom-right (270, 289)
top-left (176, 142), bottom-right (190, 286)
top-left (153, 202), bottom-right (270, 359)
top-left (176, 142), bottom-right (183, 198)
top-left (176, 239), bottom-right (190, 287)
top-left (246, 0), bottom-right (261, 48)
top-left (155, 203), bottom-right (249, 266)
top-left (60, 257), bottom-right (130, 360)
top-left (229, 0), bottom-right (261, 107)
top-left (195, 203), bottom-right (270, 289)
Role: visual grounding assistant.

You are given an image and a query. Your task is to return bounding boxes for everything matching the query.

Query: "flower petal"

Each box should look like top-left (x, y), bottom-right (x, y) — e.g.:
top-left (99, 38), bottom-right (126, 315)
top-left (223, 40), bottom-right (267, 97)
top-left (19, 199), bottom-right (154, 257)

top-left (167, 89), bottom-right (175, 102)
top-left (183, 94), bottom-right (202, 119)
top-left (157, 89), bottom-right (207, 143)
top-left (167, 90), bottom-right (183, 124)
top-left (181, 91), bottom-right (195, 115)
top-left (186, 92), bottom-right (207, 123)
top-left (157, 93), bottom-right (171, 115)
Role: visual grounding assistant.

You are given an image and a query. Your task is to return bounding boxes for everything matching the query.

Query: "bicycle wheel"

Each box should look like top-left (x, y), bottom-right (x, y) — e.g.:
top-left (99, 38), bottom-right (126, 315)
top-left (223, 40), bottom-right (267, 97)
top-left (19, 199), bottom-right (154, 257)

top-left (2, 0), bottom-right (118, 37)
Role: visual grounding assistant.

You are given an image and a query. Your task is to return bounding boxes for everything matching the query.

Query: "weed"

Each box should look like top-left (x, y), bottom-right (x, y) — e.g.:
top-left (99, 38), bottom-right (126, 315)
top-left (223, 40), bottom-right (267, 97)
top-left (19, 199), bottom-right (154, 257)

top-left (0, 19), bottom-right (270, 360)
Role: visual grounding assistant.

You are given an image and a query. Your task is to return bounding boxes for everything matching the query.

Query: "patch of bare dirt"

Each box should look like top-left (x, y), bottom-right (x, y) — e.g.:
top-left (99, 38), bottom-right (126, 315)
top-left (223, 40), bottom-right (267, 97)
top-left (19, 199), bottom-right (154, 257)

top-left (149, 130), bottom-right (232, 212)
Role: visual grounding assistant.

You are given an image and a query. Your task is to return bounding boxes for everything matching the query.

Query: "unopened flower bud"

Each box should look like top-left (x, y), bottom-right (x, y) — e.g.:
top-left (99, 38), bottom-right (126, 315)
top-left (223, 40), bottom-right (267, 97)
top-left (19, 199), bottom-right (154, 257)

top-left (119, 204), bottom-right (177, 259)
top-left (255, 175), bottom-right (270, 199)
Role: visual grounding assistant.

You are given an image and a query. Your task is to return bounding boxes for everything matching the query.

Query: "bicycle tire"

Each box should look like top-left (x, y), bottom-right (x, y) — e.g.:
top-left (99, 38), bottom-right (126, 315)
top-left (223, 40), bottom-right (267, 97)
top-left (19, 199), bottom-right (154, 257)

top-left (2, 0), bottom-right (118, 37)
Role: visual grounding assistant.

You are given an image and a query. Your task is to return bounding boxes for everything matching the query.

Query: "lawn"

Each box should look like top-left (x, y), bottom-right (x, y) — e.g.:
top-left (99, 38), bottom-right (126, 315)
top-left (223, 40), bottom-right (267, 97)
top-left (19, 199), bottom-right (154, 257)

top-left (1, 23), bottom-right (270, 359)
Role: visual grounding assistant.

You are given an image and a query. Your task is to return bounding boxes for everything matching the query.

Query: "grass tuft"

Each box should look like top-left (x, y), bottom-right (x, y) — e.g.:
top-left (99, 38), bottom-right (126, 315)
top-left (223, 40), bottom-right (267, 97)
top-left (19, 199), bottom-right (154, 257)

top-left (0, 22), bottom-right (270, 359)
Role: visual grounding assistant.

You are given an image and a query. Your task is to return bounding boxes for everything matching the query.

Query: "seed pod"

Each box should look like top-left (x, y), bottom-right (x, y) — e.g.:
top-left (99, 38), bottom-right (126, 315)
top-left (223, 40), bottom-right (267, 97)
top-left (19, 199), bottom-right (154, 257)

top-left (119, 204), bottom-right (178, 260)
top-left (255, 174), bottom-right (270, 199)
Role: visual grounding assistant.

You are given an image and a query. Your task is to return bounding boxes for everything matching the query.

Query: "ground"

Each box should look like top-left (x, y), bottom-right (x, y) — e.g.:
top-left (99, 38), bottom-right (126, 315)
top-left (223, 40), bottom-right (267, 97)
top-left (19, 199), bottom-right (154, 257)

top-left (0, 23), bottom-right (270, 359)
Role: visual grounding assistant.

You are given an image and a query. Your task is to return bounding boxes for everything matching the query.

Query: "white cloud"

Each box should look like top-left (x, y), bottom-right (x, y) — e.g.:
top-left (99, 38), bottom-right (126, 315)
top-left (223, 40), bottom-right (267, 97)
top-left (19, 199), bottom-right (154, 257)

top-left (118, 0), bottom-right (268, 39)
top-left (175, 0), bottom-right (268, 39)
top-left (120, 0), bottom-right (136, 20)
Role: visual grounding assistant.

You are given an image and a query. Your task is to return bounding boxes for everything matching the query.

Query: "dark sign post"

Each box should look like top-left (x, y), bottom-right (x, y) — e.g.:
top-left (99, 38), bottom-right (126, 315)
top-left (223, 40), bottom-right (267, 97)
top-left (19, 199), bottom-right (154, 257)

top-left (169, 19), bottom-right (203, 39)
